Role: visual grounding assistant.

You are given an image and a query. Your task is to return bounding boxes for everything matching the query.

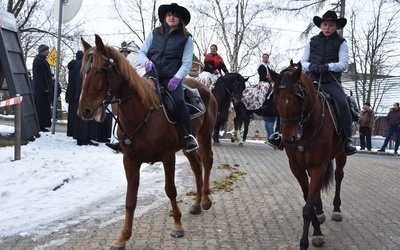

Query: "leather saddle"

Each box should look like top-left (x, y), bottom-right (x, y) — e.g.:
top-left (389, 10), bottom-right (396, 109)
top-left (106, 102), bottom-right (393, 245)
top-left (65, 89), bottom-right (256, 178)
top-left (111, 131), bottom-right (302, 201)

top-left (318, 90), bottom-right (342, 135)
top-left (315, 83), bottom-right (359, 135)
top-left (159, 83), bottom-right (206, 124)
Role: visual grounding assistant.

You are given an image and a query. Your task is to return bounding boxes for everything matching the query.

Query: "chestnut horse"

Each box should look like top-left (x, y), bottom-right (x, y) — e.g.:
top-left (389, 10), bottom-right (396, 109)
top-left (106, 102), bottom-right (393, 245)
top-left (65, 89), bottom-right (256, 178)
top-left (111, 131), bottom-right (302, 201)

top-left (269, 62), bottom-right (347, 250)
top-left (77, 35), bottom-right (218, 249)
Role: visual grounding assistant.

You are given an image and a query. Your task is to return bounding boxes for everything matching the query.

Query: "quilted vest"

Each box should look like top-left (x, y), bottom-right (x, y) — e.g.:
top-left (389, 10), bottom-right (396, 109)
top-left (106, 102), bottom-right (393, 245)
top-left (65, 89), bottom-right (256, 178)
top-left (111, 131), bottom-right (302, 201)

top-left (148, 24), bottom-right (191, 80)
top-left (309, 32), bottom-right (345, 82)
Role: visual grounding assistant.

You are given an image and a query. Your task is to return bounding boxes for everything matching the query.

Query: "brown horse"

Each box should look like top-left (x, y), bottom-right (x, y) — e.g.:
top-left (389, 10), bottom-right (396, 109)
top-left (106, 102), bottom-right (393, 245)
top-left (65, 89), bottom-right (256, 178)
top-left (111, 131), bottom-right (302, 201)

top-left (77, 35), bottom-right (218, 249)
top-left (269, 62), bottom-right (347, 250)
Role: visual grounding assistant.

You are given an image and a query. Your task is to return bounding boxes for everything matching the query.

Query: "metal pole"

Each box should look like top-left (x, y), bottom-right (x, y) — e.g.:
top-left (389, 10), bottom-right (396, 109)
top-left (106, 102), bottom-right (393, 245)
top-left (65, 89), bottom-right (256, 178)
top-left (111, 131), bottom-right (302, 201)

top-left (51, 0), bottom-right (64, 134)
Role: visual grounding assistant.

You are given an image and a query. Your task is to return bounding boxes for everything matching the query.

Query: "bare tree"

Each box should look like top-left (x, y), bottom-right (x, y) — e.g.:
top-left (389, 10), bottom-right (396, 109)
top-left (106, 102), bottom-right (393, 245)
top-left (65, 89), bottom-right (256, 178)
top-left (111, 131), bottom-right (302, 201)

top-left (189, 0), bottom-right (273, 73)
top-left (348, 0), bottom-right (400, 114)
top-left (2, 0), bottom-right (85, 61)
top-left (112, 0), bottom-right (159, 51)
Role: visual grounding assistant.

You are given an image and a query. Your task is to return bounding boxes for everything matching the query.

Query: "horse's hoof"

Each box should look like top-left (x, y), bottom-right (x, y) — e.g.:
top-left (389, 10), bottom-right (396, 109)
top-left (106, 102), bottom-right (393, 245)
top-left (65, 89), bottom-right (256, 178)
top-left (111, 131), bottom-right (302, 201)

top-left (231, 137), bottom-right (235, 143)
top-left (312, 235), bottom-right (325, 247)
top-left (213, 142), bottom-right (221, 146)
top-left (239, 142), bottom-right (244, 147)
top-left (170, 228), bottom-right (185, 238)
top-left (110, 243), bottom-right (125, 250)
top-left (202, 199), bottom-right (212, 210)
top-left (332, 212), bottom-right (343, 221)
top-left (190, 205), bottom-right (202, 214)
top-left (317, 213), bottom-right (326, 224)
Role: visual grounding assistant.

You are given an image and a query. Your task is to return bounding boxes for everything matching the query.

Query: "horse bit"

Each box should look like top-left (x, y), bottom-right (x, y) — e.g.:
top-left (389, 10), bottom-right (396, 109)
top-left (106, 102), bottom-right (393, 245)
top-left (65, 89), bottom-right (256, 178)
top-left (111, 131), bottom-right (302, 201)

top-left (84, 50), bottom-right (154, 148)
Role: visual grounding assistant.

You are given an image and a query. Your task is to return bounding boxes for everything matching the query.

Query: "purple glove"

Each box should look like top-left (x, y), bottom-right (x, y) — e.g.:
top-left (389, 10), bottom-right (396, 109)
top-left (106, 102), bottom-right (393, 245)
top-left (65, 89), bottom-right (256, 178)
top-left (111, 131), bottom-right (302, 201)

top-left (145, 60), bottom-right (154, 73)
top-left (167, 77), bottom-right (180, 91)
top-left (213, 70), bottom-right (219, 75)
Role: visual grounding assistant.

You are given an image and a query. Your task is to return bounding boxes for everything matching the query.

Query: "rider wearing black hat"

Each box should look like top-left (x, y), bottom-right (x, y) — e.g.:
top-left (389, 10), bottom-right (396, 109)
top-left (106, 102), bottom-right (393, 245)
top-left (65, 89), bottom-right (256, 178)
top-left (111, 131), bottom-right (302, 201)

top-left (137, 3), bottom-right (199, 153)
top-left (268, 10), bottom-right (357, 156)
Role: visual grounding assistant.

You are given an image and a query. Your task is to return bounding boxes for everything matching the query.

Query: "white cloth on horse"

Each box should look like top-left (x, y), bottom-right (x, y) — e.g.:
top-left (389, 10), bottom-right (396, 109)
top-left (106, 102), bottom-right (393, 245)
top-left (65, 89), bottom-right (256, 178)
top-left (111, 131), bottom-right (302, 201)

top-left (197, 71), bottom-right (219, 90)
top-left (241, 81), bottom-right (271, 110)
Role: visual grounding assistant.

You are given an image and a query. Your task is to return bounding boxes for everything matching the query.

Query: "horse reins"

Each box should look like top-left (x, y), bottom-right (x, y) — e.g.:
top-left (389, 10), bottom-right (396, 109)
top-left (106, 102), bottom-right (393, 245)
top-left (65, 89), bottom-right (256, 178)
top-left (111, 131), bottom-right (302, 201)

top-left (89, 50), bottom-right (155, 162)
top-left (277, 71), bottom-right (326, 151)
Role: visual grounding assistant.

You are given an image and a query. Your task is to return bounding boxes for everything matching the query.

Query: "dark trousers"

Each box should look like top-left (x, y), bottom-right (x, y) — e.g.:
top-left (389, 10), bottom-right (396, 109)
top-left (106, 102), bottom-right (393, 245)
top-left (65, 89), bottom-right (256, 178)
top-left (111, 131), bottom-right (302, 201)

top-left (381, 125), bottom-right (400, 152)
top-left (359, 126), bottom-right (372, 150)
top-left (321, 82), bottom-right (353, 138)
top-left (160, 78), bottom-right (192, 135)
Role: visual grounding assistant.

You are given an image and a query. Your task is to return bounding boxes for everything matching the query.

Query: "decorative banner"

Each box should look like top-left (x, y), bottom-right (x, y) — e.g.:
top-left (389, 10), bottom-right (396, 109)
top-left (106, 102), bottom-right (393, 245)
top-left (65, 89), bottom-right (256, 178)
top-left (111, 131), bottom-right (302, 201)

top-left (47, 48), bottom-right (57, 66)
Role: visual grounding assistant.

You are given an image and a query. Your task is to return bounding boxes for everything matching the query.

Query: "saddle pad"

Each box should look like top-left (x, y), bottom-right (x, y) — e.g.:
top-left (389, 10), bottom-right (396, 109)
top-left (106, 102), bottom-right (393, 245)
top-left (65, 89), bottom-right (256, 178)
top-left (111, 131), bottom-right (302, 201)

top-left (161, 84), bottom-right (205, 124)
top-left (197, 71), bottom-right (219, 90)
top-left (241, 81), bottom-right (270, 110)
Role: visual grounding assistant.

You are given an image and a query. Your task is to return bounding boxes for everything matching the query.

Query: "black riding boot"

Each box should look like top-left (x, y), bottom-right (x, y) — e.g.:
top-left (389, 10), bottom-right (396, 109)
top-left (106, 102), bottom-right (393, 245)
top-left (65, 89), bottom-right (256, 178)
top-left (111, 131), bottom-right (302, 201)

top-left (184, 134), bottom-right (199, 153)
top-left (344, 138), bottom-right (356, 156)
top-left (267, 132), bottom-right (284, 150)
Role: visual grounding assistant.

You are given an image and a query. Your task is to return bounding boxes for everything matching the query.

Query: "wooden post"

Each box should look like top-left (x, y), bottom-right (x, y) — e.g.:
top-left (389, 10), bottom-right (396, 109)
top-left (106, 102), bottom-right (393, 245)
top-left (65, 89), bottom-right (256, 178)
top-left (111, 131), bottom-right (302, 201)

top-left (14, 94), bottom-right (21, 161)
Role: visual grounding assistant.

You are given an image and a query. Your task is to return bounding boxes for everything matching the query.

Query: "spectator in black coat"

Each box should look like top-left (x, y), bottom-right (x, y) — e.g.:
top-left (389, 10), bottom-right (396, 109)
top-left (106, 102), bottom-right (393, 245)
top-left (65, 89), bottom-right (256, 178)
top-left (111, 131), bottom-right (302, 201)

top-left (72, 56), bottom-right (99, 146)
top-left (65, 51), bottom-right (83, 137)
top-left (32, 44), bottom-right (52, 132)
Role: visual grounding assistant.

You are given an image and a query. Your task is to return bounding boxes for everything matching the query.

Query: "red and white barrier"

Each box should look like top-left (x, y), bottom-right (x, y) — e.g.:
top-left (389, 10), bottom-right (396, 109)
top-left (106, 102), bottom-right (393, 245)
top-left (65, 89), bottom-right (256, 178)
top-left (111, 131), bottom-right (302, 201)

top-left (0, 94), bottom-right (23, 161)
top-left (0, 96), bottom-right (23, 107)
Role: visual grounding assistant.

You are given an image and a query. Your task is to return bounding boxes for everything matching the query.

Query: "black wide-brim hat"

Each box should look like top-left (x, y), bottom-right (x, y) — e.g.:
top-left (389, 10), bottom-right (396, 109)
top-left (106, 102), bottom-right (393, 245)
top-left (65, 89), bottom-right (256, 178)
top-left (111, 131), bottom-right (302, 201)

top-left (158, 3), bottom-right (191, 25)
top-left (313, 10), bottom-right (347, 29)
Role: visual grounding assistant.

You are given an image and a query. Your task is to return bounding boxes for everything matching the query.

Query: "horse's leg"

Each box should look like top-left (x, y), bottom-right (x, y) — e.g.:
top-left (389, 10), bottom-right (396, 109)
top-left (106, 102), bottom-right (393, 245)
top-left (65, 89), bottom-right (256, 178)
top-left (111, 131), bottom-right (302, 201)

top-left (162, 155), bottom-right (184, 238)
top-left (186, 135), bottom-right (213, 214)
top-left (213, 109), bottom-right (229, 146)
top-left (289, 165), bottom-right (311, 250)
top-left (306, 167), bottom-right (329, 249)
top-left (242, 116), bottom-right (250, 142)
top-left (315, 197), bottom-right (326, 224)
top-left (232, 116), bottom-right (244, 146)
top-left (112, 157), bottom-right (141, 249)
top-left (332, 153), bottom-right (347, 221)
top-left (213, 114), bottom-right (222, 146)
top-left (231, 116), bottom-right (239, 143)
top-left (198, 134), bottom-right (213, 210)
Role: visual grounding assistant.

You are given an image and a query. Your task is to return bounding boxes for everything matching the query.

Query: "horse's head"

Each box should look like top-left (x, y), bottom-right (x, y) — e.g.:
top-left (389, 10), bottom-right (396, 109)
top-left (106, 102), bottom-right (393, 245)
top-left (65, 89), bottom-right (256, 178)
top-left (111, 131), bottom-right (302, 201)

top-left (78, 34), bottom-right (155, 122)
top-left (76, 35), bottom-right (120, 121)
top-left (220, 73), bottom-right (248, 104)
top-left (270, 61), bottom-right (310, 143)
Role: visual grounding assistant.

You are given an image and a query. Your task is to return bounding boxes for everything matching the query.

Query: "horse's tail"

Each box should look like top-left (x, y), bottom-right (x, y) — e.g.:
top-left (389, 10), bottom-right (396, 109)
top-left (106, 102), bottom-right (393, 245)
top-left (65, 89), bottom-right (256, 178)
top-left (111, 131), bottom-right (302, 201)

top-left (322, 160), bottom-right (334, 191)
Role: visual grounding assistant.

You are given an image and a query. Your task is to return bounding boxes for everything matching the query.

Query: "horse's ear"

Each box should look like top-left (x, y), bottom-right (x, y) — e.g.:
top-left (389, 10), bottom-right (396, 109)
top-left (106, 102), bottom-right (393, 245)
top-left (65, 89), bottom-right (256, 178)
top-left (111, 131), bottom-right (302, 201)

top-left (269, 67), bottom-right (278, 82)
top-left (81, 37), bottom-right (91, 52)
top-left (94, 34), bottom-right (105, 53)
top-left (293, 62), bottom-right (302, 78)
top-left (297, 61), bottom-right (302, 72)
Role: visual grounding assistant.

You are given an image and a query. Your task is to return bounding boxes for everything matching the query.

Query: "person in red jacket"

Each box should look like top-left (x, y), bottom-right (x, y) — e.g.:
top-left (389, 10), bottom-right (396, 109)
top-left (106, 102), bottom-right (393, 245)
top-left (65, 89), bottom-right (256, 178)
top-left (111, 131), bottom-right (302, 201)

top-left (203, 44), bottom-right (229, 75)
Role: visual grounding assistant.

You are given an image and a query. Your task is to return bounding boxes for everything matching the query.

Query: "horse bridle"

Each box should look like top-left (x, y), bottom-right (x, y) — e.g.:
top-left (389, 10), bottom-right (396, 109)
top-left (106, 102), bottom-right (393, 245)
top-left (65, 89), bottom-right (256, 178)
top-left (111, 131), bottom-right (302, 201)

top-left (85, 50), bottom-right (154, 161)
top-left (277, 72), bottom-right (310, 129)
top-left (276, 71), bottom-right (325, 149)
top-left (218, 74), bottom-right (242, 100)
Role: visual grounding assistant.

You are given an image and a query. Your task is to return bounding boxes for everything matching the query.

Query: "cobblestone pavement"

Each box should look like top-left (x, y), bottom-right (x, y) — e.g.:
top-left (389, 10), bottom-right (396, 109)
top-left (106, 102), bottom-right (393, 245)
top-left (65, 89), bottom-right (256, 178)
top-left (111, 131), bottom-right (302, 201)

top-left (1, 140), bottom-right (399, 250)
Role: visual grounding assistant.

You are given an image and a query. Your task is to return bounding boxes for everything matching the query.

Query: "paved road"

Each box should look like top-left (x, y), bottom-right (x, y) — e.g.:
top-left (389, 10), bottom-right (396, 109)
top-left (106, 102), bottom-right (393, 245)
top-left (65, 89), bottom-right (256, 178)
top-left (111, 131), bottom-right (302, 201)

top-left (1, 139), bottom-right (399, 250)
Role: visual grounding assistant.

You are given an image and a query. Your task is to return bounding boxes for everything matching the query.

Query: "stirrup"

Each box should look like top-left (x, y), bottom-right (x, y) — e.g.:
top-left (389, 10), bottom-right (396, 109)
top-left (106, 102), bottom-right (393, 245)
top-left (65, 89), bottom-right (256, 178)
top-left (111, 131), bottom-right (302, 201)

top-left (184, 134), bottom-right (199, 153)
top-left (267, 132), bottom-right (283, 150)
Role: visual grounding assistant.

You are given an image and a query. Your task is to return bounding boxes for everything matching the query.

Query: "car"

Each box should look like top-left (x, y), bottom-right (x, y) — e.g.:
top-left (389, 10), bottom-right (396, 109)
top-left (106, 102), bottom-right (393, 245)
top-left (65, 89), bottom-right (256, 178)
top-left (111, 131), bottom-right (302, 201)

top-left (352, 135), bottom-right (394, 150)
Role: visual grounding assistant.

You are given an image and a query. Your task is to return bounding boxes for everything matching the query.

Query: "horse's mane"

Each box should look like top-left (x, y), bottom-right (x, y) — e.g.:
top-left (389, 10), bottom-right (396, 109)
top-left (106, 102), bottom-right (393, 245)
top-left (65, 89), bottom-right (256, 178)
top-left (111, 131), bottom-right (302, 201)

top-left (88, 45), bottom-right (160, 109)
